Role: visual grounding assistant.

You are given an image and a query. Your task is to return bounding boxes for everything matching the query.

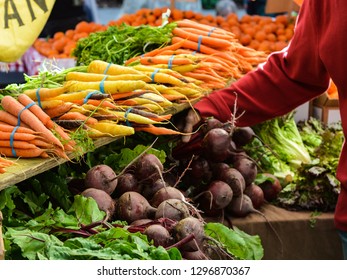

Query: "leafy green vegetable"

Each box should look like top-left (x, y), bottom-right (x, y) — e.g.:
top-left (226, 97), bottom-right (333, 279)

top-left (2, 190), bottom-right (181, 260)
top-left (244, 137), bottom-right (294, 184)
top-left (275, 118), bottom-right (343, 211)
top-left (204, 223), bottom-right (263, 260)
top-left (5, 227), bottom-right (181, 260)
top-left (3, 65), bottom-right (87, 94)
top-left (72, 23), bottom-right (176, 66)
top-left (253, 112), bottom-right (311, 168)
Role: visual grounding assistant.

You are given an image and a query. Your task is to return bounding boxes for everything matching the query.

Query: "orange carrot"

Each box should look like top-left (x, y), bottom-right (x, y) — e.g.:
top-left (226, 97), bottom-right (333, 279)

top-left (0, 156), bottom-right (14, 167)
top-left (171, 36), bottom-right (217, 55)
top-left (177, 19), bottom-right (233, 36)
top-left (133, 124), bottom-right (181, 135)
top-left (29, 139), bottom-right (54, 149)
top-left (58, 111), bottom-right (98, 125)
top-left (44, 102), bottom-right (74, 119)
top-left (17, 94), bottom-right (75, 151)
top-left (179, 27), bottom-right (235, 41)
top-left (125, 40), bottom-right (185, 65)
top-left (0, 123), bottom-right (38, 134)
top-left (0, 131), bottom-right (41, 141)
top-left (0, 146), bottom-right (49, 158)
top-left (172, 28), bottom-right (232, 50)
top-left (1, 96), bottom-right (64, 150)
top-left (17, 94), bottom-right (52, 127)
top-left (184, 71), bottom-right (225, 83)
top-left (0, 110), bottom-right (29, 128)
top-left (72, 98), bottom-right (118, 109)
top-left (0, 140), bottom-right (38, 150)
top-left (139, 55), bottom-right (194, 66)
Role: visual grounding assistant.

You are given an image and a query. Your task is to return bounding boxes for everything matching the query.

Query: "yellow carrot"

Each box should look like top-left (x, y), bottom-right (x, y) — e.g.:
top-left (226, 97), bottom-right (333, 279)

top-left (63, 80), bottom-right (147, 94)
top-left (23, 87), bottom-right (66, 101)
top-left (108, 110), bottom-right (162, 125)
top-left (52, 90), bottom-right (94, 102)
top-left (37, 99), bottom-right (64, 109)
top-left (87, 121), bottom-right (135, 137)
top-left (87, 60), bottom-right (142, 75)
top-left (66, 71), bottom-right (150, 82)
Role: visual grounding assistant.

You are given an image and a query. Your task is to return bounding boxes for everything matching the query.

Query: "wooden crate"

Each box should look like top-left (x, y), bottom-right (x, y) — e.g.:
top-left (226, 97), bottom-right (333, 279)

top-left (312, 92), bottom-right (340, 124)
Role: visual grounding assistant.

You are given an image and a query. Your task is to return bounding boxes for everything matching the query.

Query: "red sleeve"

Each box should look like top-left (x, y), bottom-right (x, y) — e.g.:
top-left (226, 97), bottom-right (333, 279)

top-left (194, 1), bottom-right (330, 127)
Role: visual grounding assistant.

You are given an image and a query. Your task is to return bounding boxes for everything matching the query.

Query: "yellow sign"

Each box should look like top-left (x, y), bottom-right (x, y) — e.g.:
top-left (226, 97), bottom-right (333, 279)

top-left (0, 0), bottom-right (55, 63)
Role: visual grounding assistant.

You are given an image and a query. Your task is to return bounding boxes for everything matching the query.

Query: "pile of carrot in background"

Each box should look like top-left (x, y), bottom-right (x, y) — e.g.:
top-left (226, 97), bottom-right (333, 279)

top-left (33, 8), bottom-right (295, 59)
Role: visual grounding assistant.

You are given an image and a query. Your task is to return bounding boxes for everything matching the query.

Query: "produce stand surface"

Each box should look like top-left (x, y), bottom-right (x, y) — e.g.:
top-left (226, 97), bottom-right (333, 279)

top-left (0, 136), bottom-right (117, 191)
top-left (230, 204), bottom-right (343, 260)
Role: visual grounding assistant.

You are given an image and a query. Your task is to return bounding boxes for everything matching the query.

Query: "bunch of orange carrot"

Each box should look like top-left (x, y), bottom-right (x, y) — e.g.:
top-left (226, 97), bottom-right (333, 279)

top-left (0, 94), bottom-right (74, 159)
top-left (0, 156), bottom-right (14, 174)
top-left (125, 19), bottom-right (268, 89)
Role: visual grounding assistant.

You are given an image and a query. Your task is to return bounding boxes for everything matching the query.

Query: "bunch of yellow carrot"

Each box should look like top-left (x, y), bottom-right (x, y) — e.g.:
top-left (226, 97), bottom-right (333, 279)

top-left (125, 19), bottom-right (268, 89)
top-left (18, 60), bottom-right (192, 138)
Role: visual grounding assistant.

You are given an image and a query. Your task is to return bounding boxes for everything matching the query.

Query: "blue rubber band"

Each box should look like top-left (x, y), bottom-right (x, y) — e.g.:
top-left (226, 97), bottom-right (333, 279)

top-left (35, 88), bottom-right (42, 108)
top-left (103, 63), bottom-right (112, 74)
top-left (83, 90), bottom-right (101, 104)
top-left (208, 27), bottom-right (216, 37)
top-left (168, 55), bottom-right (175, 69)
top-left (124, 108), bottom-right (133, 127)
top-left (99, 76), bottom-right (108, 93)
top-left (9, 126), bottom-right (19, 157)
top-left (11, 102), bottom-right (35, 157)
top-left (197, 36), bottom-right (202, 52)
top-left (16, 102), bottom-right (36, 127)
top-left (150, 68), bottom-right (160, 82)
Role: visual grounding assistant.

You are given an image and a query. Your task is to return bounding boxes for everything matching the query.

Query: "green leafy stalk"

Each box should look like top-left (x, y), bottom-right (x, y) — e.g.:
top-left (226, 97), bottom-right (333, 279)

top-left (72, 23), bottom-right (177, 66)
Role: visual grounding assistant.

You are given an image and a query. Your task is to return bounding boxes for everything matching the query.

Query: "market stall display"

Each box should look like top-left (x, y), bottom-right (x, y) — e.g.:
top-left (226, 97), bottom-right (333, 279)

top-left (0, 5), bottom-right (343, 260)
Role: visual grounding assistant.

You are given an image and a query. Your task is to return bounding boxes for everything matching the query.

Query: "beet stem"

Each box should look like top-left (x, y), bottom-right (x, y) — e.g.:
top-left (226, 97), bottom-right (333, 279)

top-left (165, 233), bottom-right (195, 250)
top-left (109, 137), bottom-right (159, 182)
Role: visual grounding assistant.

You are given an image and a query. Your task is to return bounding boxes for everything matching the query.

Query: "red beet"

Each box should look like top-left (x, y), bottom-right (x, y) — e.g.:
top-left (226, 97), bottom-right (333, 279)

top-left (81, 188), bottom-right (115, 219)
top-left (116, 191), bottom-right (156, 224)
top-left (84, 164), bottom-right (118, 195)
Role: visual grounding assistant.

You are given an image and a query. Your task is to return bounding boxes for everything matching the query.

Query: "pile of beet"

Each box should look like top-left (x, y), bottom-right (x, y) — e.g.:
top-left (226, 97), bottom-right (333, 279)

top-left (68, 118), bottom-right (283, 259)
top-left (68, 152), bottom-right (227, 260)
top-left (173, 117), bottom-right (283, 220)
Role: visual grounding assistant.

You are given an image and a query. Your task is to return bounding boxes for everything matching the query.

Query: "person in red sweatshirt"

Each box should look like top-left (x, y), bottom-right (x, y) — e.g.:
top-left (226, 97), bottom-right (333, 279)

top-left (181, 0), bottom-right (347, 259)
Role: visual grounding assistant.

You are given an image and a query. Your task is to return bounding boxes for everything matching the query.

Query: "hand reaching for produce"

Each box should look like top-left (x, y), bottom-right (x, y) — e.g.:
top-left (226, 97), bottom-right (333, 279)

top-left (181, 109), bottom-right (202, 143)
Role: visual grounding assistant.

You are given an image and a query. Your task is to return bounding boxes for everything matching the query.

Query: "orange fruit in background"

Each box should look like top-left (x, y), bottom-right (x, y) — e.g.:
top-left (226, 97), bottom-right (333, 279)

top-left (240, 34), bottom-right (252, 45)
top-left (249, 40), bottom-right (260, 50)
top-left (257, 40), bottom-right (271, 52)
top-left (275, 15), bottom-right (288, 25)
top-left (266, 33), bottom-right (277, 42)
top-left (254, 30), bottom-right (267, 42)
top-left (240, 14), bottom-right (252, 23)
top-left (277, 34), bottom-right (287, 42)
